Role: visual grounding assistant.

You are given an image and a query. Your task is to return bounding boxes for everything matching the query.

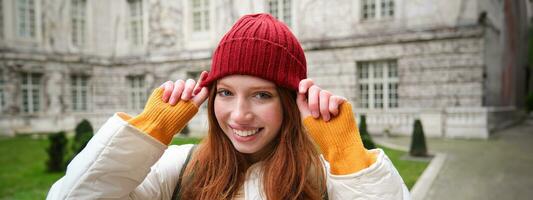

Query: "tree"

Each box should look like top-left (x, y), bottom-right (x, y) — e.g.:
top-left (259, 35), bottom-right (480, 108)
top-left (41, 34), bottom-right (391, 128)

top-left (359, 115), bottom-right (376, 149)
top-left (46, 131), bottom-right (68, 172)
top-left (409, 119), bottom-right (428, 157)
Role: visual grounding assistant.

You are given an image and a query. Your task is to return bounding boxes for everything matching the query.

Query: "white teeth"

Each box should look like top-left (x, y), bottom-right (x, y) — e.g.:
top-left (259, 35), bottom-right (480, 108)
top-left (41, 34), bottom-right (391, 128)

top-left (233, 128), bottom-right (260, 137)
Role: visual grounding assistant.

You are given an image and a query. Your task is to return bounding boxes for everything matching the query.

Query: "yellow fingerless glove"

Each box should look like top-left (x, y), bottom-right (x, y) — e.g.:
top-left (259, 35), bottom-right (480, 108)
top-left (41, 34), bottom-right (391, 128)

top-left (128, 88), bottom-right (198, 145)
top-left (304, 102), bottom-right (376, 175)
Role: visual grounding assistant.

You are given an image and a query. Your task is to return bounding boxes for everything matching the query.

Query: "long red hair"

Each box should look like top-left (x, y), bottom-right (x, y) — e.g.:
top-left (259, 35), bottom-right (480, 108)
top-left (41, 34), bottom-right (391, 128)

top-left (180, 83), bottom-right (326, 199)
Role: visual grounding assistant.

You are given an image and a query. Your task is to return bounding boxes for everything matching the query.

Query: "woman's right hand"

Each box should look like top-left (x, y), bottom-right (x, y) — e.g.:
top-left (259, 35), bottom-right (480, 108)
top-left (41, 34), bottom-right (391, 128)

top-left (160, 71), bottom-right (209, 107)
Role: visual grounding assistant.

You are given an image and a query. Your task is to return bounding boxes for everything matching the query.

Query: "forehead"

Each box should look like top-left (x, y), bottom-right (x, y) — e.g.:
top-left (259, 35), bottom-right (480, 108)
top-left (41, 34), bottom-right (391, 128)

top-left (217, 75), bottom-right (277, 90)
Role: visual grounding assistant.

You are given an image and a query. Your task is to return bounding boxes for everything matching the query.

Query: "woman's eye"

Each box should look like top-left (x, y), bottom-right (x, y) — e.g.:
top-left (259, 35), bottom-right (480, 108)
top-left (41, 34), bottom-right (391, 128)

top-left (254, 92), bottom-right (272, 99)
top-left (217, 90), bottom-right (232, 97)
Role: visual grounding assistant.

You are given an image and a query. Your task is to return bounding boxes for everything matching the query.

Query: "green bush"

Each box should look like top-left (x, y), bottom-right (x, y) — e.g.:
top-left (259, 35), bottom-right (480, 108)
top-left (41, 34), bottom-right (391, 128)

top-left (66, 119), bottom-right (94, 167)
top-left (409, 119), bottom-right (428, 157)
top-left (46, 131), bottom-right (68, 172)
top-left (180, 124), bottom-right (190, 136)
top-left (359, 115), bottom-right (376, 149)
top-left (72, 119), bottom-right (93, 154)
top-left (526, 92), bottom-right (533, 113)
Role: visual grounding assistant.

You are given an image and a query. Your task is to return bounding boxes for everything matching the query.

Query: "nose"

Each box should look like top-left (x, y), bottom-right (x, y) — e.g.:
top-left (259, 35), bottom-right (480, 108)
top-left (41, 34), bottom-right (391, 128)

top-left (230, 98), bottom-right (253, 124)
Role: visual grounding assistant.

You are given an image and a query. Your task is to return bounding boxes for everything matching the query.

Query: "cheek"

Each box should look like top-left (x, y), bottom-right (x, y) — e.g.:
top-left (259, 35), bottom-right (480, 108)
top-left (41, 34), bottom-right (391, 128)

top-left (260, 103), bottom-right (283, 130)
top-left (213, 99), bottom-right (226, 123)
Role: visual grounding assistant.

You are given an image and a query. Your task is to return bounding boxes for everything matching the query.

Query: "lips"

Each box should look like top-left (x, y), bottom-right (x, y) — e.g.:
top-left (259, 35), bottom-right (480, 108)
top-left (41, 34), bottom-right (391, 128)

top-left (232, 128), bottom-right (260, 137)
top-left (229, 125), bottom-right (263, 138)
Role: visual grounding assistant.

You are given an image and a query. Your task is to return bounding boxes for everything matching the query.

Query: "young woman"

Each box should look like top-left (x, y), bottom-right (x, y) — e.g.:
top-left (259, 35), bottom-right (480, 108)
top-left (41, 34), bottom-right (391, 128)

top-left (47, 14), bottom-right (409, 200)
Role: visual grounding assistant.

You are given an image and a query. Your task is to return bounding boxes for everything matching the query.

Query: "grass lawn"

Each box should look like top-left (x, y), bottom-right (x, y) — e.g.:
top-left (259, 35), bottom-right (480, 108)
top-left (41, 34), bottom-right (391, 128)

top-left (378, 145), bottom-right (430, 189)
top-left (0, 136), bottom-right (64, 200)
top-left (0, 136), bottom-right (427, 199)
top-left (170, 136), bottom-right (203, 145)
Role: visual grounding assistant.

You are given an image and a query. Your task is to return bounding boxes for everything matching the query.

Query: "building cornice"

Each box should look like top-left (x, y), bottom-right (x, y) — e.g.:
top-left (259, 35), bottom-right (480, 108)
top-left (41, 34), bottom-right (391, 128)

top-left (0, 48), bottom-right (213, 66)
top-left (300, 25), bottom-right (485, 51)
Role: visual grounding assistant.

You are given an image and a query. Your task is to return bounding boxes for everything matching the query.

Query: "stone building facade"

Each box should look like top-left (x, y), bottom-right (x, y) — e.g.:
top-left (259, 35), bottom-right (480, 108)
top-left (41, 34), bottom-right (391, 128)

top-left (0, 0), bottom-right (530, 138)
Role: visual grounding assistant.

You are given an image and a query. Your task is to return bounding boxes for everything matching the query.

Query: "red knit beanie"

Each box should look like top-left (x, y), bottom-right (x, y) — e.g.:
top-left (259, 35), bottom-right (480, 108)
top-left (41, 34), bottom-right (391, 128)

top-left (200, 13), bottom-right (307, 91)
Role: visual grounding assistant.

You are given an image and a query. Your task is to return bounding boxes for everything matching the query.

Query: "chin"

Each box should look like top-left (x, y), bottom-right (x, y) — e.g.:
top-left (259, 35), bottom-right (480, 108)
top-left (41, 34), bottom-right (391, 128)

top-left (232, 144), bottom-right (259, 154)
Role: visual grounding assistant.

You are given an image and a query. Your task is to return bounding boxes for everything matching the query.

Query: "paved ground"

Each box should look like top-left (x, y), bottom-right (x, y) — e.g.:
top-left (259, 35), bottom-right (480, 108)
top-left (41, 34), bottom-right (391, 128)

top-left (374, 120), bottom-right (533, 200)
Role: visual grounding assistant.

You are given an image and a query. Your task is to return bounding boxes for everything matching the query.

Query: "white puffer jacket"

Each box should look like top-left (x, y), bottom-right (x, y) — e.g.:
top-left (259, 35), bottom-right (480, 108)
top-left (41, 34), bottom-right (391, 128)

top-left (46, 113), bottom-right (410, 200)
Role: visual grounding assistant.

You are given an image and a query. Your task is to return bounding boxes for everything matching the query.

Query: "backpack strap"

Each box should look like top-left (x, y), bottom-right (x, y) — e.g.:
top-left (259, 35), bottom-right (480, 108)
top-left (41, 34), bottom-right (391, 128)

top-left (171, 145), bottom-right (197, 200)
top-left (321, 174), bottom-right (329, 200)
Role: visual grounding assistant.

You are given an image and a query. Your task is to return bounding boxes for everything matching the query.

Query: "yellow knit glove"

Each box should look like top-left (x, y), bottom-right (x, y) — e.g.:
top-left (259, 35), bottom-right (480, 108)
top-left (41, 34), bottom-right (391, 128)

top-left (304, 102), bottom-right (376, 175)
top-left (128, 88), bottom-right (198, 145)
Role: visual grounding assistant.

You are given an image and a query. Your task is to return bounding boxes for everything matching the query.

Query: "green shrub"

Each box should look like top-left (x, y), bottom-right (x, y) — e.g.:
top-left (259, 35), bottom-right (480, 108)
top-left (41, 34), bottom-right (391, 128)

top-left (66, 119), bottom-right (94, 167)
top-left (180, 125), bottom-right (190, 136)
top-left (72, 119), bottom-right (93, 154)
top-left (46, 131), bottom-right (68, 172)
top-left (409, 119), bottom-right (428, 157)
top-left (526, 92), bottom-right (533, 113)
top-left (359, 115), bottom-right (376, 149)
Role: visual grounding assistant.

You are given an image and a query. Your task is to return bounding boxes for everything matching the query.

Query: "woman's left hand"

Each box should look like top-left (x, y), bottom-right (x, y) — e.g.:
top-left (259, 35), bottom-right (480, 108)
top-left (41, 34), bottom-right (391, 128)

top-left (296, 78), bottom-right (347, 122)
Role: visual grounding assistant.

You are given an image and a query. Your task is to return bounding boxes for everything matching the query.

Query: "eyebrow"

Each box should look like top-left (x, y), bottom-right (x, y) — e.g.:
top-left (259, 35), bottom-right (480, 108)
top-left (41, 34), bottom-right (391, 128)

top-left (248, 86), bottom-right (277, 90)
top-left (217, 82), bottom-right (276, 91)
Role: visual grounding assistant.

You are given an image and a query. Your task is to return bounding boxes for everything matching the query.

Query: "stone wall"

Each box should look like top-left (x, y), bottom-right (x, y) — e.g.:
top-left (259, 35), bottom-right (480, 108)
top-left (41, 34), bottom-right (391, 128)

top-left (301, 25), bottom-right (520, 138)
top-left (0, 51), bottom-right (212, 136)
top-left (304, 26), bottom-right (485, 108)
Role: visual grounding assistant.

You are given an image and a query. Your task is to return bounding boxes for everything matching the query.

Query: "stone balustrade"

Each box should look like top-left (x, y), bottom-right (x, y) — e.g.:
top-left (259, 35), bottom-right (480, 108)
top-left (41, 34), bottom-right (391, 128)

top-left (356, 107), bottom-right (521, 139)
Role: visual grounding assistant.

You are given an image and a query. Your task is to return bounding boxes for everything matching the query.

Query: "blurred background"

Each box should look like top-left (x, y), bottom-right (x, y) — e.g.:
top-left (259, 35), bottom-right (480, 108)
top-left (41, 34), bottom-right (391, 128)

top-left (0, 0), bottom-right (532, 199)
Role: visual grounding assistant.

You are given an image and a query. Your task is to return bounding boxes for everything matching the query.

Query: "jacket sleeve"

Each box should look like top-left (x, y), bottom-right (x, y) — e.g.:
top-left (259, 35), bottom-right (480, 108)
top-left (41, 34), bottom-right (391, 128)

top-left (46, 114), bottom-right (194, 200)
top-left (323, 150), bottom-right (411, 200)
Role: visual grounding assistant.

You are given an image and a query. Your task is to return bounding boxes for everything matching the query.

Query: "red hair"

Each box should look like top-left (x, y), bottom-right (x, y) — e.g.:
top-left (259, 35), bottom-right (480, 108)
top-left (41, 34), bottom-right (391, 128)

top-left (180, 84), bottom-right (326, 199)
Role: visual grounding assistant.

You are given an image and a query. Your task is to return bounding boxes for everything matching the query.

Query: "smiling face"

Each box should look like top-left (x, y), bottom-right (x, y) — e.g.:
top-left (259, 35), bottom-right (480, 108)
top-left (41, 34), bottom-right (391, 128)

top-left (214, 75), bottom-right (283, 157)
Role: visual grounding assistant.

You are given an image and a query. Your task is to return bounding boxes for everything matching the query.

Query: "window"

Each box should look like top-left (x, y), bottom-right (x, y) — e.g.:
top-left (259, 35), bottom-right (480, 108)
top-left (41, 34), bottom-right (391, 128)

top-left (127, 75), bottom-right (147, 110)
top-left (71, 75), bottom-right (89, 111)
top-left (362, 0), bottom-right (394, 21)
top-left (21, 72), bottom-right (42, 113)
top-left (0, 69), bottom-right (4, 111)
top-left (16, 0), bottom-right (36, 38)
top-left (71, 0), bottom-right (86, 47)
top-left (128, 0), bottom-right (143, 46)
top-left (357, 60), bottom-right (398, 109)
top-left (191, 0), bottom-right (209, 32)
top-left (0, 0), bottom-right (4, 39)
top-left (362, 0), bottom-right (376, 20)
top-left (380, 0), bottom-right (394, 18)
top-left (267, 0), bottom-right (292, 27)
